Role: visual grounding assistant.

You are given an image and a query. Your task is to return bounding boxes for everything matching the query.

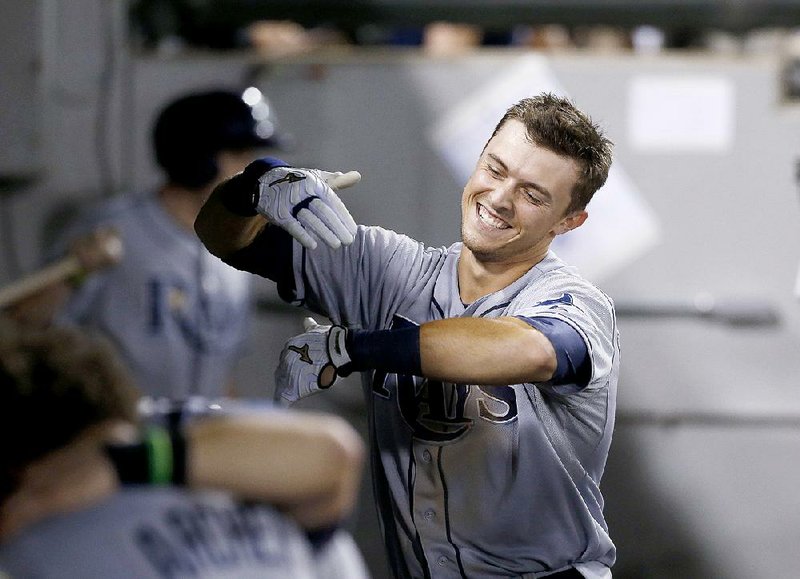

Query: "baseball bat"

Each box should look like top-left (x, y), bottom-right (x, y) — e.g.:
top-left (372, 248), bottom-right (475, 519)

top-left (615, 293), bottom-right (780, 327)
top-left (0, 229), bottom-right (123, 308)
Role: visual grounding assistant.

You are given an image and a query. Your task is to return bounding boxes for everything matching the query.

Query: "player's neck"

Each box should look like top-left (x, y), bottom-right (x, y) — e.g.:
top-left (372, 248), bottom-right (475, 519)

top-left (457, 248), bottom-right (545, 304)
top-left (159, 184), bottom-right (211, 232)
top-left (0, 426), bottom-right (122, 542)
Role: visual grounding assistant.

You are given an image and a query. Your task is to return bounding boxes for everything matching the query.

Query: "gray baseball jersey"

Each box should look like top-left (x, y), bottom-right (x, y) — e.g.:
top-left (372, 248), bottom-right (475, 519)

top-left (53, 193), bottom-right (251, 398)
top-left (0, 487), bottom-right (369, 579)
top-left (264, 225), bottom-right (619, 579)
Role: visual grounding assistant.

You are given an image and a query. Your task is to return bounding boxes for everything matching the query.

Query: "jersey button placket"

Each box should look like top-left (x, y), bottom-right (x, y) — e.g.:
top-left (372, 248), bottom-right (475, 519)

top-left (413, 442), bottom-right (452, 573)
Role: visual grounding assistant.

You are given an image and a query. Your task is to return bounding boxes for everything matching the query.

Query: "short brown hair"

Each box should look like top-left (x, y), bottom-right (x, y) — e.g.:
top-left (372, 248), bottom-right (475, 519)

top-left (0, 318), bottom-right (139, 501)
top-left (489, 93), bottom-right (613, 215)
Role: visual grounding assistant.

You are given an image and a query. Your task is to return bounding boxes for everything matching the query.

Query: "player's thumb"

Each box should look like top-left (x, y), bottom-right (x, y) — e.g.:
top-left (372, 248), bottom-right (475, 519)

top-left (326, 170), bottom-right (362, 191)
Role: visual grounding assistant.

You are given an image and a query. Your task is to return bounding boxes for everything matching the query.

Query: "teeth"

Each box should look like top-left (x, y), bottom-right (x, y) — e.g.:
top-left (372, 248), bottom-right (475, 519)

top-left (478, 205), bottom-right (509, 229)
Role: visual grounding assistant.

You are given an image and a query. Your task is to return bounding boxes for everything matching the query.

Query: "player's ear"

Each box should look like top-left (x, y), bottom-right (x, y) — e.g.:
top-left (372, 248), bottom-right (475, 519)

top-left (554, 210), bottom-right (587, 236)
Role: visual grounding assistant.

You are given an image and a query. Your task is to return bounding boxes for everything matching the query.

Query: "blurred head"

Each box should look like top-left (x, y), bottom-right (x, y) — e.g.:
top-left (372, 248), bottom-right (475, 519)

top-left (486, 93), bottom-right (613, 215)
top-left (0, 319), bottom-right (139, 503)
top-left (153, 88), bottom-right (289, 191)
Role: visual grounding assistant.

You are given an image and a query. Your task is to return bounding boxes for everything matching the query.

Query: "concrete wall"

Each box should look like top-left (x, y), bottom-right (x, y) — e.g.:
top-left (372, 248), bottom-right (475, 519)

top-left (3, 2), bottom-right (800, 577)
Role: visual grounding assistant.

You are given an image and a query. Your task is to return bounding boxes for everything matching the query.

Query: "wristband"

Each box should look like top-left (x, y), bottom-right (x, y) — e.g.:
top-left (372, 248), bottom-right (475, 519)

top-left (105, 426), bottom-right (187, 485)
top-left (218, 157), bottom-right (289, 217)
top-left (344, 326), bottom-right (422, 376)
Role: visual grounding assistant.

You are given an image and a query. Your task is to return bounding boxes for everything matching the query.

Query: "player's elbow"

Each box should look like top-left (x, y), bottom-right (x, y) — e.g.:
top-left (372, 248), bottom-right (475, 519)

top-left (520, 329), bottom-right (559, 383)
top-left (318, 415), bottom-right (366, 494)
top-left (294, 416), bottom-right (366, 526)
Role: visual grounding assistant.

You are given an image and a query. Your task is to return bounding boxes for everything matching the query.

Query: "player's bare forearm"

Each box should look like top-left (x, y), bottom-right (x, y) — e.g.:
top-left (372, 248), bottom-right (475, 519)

top-left (420, 317), bottom-right (557, 385)
top-left (277, 316), bottom-right (561, 403)
top-left (186, 412), bottom-right (364, 529)
top-left (194, 177), bottom-right (268, 259)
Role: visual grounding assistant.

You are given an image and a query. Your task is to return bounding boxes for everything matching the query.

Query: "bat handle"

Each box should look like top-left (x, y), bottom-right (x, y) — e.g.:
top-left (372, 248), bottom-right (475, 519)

top-left (328, 171), bottom-right (361, 190)
top-left (0, 256), bottom-right (81, 308)
top-left (0, 228), bottom-right (123, 308)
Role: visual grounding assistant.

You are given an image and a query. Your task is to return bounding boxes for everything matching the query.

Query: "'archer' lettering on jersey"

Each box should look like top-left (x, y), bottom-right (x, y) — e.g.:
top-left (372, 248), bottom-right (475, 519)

top-left (135, 502), bottom-right (290, 578)
top-left (372, 315), bottom-right (518, 443)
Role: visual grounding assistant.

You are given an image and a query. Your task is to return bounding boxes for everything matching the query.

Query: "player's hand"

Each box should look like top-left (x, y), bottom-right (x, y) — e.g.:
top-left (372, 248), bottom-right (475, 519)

top-left (274, 317), bottom-right (354, 405)
top-left (68, 227), bottom-right (124, 273)
top-left (256, 166), bottom-right (360, 250)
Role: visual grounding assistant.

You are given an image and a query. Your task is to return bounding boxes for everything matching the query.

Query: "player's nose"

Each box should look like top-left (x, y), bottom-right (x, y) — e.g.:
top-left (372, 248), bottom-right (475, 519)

top-left (485, 180), bottom-right (515, 213)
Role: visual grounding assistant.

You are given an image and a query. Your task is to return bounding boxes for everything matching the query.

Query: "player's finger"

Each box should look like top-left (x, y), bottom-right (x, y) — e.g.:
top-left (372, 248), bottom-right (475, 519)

top-left (303, 317), bottom-right (319, 331)
top-left (283, 219), bottom-right (317, 250)
top-left (328, 170), bottom-right (361, 191)
top-left (307, 170), bottom-right (358, 236)
top-left (296, 208), bottom-right (342, 249)
top-left (329, 195), bottom-right (357, 237)
top-left (309, 199), bottom-right (355, 245)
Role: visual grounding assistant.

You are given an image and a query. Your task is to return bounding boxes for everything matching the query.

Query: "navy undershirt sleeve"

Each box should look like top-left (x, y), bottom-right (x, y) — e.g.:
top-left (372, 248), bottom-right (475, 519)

top-left (217, 156), bottom-right (297, 299)
top-left (515, 316), bottom-right (591, 388)
top-left (224, 225), bottom-right (296, 301)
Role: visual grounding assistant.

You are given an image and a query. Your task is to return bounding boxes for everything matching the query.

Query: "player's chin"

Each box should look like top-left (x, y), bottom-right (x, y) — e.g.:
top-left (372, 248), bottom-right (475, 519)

top-left (464, 218), bottom-right (514, 245)
top-left (463, 233), bottom-right (505, 261)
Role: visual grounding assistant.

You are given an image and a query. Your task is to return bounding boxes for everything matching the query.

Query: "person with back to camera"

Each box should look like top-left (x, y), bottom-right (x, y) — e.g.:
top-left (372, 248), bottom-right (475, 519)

top-left (0, 316), bottom-right (369, 578)
top-left (193, 93), bottom-right (620, 578)
top-left (9, 88), bottom-right (285, 399)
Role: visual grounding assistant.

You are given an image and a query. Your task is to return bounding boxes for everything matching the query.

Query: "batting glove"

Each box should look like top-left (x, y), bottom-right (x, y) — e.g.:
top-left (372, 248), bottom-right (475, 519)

top-left (274, 317), bottom-right (355, 405)
top-left (256, 165), bottom-right (360, 250)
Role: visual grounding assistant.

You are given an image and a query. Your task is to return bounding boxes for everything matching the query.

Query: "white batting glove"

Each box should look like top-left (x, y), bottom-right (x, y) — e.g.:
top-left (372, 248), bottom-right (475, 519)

top-left (274, 317), bottom-right (354, 405)
top-left (256, 166), bottom-right (360, 250)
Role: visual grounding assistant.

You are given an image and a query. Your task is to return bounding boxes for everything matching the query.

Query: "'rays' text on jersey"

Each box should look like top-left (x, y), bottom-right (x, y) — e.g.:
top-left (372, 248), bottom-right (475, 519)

top-left (372, 316), bottom-right (518, 443)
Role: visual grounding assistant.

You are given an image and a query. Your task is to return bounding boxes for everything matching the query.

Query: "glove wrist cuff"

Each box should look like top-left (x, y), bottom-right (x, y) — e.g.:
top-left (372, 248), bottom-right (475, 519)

top-left (219, 157), bottom-right (289, 217)
top-left (327, 325), bottom-right (353, 371)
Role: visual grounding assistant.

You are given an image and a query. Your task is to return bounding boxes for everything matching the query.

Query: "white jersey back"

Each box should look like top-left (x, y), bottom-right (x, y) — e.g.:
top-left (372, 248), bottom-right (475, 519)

top-left (284, 226), bottom-right (619, 579)
top-left (0, 487), bottom-right (368, 579)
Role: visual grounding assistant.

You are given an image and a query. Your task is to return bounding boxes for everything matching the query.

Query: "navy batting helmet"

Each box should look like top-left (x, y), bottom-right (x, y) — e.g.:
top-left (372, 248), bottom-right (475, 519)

top-left (153, 88), bottom-right (288, 189)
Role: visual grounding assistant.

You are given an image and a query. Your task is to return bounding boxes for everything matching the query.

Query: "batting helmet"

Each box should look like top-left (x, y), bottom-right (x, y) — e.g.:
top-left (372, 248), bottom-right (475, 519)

top-left (153, 88), bottom-right (288, 189)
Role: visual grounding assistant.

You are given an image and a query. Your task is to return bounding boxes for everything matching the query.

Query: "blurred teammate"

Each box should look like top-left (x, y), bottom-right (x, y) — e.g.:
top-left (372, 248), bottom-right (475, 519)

top-left (195, 93), bottom-right (619, 578)
top-left (0, 317), bottom-right (368, 578)
top-left (10, 88), bottom-right (285, 398)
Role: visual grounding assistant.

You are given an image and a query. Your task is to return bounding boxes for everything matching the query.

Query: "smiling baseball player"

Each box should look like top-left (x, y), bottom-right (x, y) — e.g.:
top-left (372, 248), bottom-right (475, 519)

top-left (196, 93), bottom-right (619, 579)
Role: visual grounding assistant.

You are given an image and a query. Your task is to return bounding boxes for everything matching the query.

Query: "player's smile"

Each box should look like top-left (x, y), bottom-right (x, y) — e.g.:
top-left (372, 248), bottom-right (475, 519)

top-left (461, 120), bottom-right (583, 268)
top-left (476, 202), bottom-right (511, 231)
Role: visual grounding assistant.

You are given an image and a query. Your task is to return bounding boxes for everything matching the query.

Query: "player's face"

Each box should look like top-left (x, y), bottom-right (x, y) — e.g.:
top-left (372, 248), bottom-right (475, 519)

top-left (461, 119), bottom-right (586, 266)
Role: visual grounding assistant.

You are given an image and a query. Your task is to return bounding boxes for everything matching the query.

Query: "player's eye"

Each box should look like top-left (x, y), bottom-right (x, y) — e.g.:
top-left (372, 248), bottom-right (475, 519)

top-left (486, 164), bottom-right (502, 178)
top-left (522, 189), bottom-right (541, 205)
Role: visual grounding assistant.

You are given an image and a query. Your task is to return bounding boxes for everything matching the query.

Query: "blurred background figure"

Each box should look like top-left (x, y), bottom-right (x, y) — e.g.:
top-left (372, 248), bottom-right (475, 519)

top-left (5, 88), bottom-right (288, 400)
top-left (0, 316), bottom-right (368, 578)
top-left (248, 20), bottom-right (350, 57)
top-left (423, 22), bottom-right (484, 56)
